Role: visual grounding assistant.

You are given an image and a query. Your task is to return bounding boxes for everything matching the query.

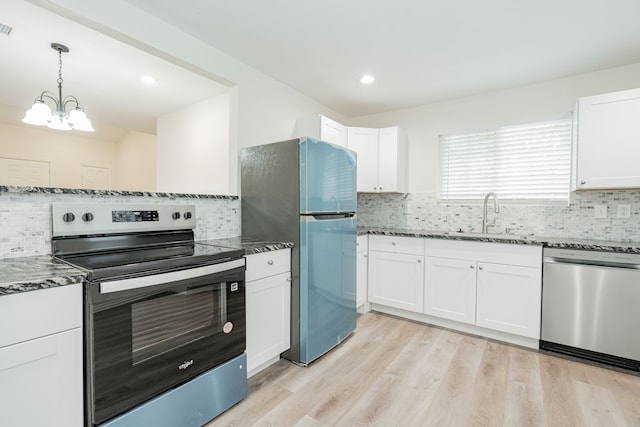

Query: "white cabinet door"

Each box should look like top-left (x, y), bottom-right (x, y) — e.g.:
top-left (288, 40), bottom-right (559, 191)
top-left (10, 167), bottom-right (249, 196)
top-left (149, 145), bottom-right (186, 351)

top-left (356, 235), bottom-right (368, 311)
top-left (424, 256), bottom-right (477, 324)
top-left (0, 328), bottom-right (83, 427)
top-left (320, 115), bottom-right (347, 147)
top-left (294, 115), bottom-right (347, 147)
top-left (475, 262), bottom-right (542, 339)
top-left (347, 127), bottom-right (380, 192)
top-left (246, 272), bottom-right (291, 374)
top-left (368, 250), bottom-right (424, 313)
top-left (575, 88), bottom-right (640, 190)
top-left (377, 126), bottom-right (407, 193)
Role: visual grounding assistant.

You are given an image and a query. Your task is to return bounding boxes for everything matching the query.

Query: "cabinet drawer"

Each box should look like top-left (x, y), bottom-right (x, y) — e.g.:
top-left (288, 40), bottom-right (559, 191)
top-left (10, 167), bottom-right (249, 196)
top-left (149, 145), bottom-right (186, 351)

top-left (369, 235), bottom-right (424, 255)
top-left (0, 284), bottom-right (82, 348)
top-left (245, 249), bottom-right (291, 282)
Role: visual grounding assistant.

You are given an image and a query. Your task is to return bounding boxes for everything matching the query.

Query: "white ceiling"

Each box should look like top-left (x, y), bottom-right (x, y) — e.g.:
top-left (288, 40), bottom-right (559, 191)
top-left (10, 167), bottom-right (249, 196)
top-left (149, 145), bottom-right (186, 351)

top-left (2, 0), bottom-right (640, 141)
top-left (122, 0), bottom-right (640, 117)
top-left (0, 0), bottom-right (229, 140)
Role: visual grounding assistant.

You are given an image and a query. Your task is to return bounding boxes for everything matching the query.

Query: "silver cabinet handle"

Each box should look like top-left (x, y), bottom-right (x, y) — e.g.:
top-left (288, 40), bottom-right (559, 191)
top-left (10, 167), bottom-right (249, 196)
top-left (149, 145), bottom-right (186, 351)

top-left (267, 260), bottom-right (274, 265)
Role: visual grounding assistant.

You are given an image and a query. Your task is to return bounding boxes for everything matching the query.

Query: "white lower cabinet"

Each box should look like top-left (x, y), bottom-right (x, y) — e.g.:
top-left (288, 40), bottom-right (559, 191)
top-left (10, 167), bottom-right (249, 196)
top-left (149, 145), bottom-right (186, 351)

top-left (367, 236), bottom-right (424, 313)
top-left (245, 249), bottom-right (291, 377)
top-left (367, 236), bottom-right (543, 349)
top-left (0, 284), bottom-right (83, 427)
top-left (475, 262), bottom-right (541, 339)
top-left (424, 256), bottom-right (476, 324)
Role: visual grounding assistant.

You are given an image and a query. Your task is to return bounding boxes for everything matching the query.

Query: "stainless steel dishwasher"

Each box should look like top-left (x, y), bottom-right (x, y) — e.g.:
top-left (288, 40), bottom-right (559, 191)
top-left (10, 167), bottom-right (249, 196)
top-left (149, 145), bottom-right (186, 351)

top-left (540, 247), bottom-right (640, 371)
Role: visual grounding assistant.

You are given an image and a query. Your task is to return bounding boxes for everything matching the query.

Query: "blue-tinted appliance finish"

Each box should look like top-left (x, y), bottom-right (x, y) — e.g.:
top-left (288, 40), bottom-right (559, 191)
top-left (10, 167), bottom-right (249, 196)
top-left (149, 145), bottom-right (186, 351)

top-left (100, 353), bottom-right (247, 427)
top-left (299, 139), bottom-right (357, 213)
top-left (241, 138), bottom-right (358, 365)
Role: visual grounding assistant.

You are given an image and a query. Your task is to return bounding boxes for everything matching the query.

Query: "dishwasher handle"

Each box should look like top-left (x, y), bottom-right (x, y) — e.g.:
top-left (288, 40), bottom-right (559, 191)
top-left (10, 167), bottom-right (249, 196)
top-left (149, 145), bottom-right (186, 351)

top-left (543, 248), bottom-right (640, 269)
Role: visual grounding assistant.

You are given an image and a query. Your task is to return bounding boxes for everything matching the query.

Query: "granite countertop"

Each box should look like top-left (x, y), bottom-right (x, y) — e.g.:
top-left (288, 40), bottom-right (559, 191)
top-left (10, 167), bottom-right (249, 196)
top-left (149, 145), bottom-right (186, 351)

top-left (0, 238), bottom-right (293, 297)
top-left (0, 255), bottom-right (87, 296)
top-left (359, 227), bottom-right (640, 254)
top-left (199, 237), bottom-right (294, 255)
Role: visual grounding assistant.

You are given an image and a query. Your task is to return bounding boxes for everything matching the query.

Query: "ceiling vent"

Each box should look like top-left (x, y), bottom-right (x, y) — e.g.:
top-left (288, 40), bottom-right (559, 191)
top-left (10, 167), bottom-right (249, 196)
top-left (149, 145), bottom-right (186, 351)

top-left (0, 23), bottom-right (13, 36)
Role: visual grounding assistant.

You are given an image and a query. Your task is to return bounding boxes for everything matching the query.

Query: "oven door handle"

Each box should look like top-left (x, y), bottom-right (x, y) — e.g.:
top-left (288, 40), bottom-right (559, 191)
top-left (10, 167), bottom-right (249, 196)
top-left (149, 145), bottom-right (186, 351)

top-left (99, 258), bottom-right (245, 294)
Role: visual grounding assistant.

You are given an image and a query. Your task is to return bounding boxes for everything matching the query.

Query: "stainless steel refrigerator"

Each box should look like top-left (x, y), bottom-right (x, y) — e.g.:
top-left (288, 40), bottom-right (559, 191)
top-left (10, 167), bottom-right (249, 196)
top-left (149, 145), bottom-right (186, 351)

top-left (241, 138), bottom-right (357, 365)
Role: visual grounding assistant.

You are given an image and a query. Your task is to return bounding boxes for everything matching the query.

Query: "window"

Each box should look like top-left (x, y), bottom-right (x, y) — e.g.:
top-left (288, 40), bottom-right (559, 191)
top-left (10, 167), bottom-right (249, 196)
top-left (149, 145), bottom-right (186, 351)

top-left (439, 117), bottom-right (572, 202)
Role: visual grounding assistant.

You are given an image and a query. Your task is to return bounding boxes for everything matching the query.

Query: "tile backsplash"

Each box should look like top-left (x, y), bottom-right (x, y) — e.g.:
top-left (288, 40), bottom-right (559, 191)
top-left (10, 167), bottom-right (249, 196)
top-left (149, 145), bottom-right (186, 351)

top-left (357, 190), bottom-right (640, 242)
top-left (0, 190), bottom-right (240, 259)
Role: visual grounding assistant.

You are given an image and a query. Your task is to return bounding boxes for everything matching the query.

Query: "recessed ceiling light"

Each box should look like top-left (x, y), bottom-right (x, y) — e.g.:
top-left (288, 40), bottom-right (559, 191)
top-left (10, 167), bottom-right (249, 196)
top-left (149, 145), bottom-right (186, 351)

top-left (360, 74), bottom-right (375, 84)
top-left (140, 75), bottom-right (157, 85)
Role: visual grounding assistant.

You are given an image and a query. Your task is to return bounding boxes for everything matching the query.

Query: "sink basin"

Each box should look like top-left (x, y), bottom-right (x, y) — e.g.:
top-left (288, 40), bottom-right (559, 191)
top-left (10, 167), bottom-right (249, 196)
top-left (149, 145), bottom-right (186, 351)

top-left (442, 231), bottom-right (530, 240)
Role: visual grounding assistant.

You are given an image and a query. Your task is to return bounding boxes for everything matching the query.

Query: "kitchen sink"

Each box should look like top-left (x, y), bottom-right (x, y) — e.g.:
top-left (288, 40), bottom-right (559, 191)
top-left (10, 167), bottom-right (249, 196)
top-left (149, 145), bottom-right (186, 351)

top-left (442, 231), bottom-right (531, 240)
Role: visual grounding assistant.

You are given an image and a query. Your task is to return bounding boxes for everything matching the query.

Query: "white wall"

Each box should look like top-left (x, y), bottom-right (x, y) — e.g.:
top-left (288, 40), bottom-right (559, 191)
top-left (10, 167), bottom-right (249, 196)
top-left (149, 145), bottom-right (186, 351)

top-left (113, 130), bottom-right (156, 192)
top-left (157, 94), bottom-right (230, 194)
top-left (0, 121), bottom-right (117, 188)
top-left (348, 62), bottom-right (640, 193)
top-left (0, 122), bottom-right (157, 191)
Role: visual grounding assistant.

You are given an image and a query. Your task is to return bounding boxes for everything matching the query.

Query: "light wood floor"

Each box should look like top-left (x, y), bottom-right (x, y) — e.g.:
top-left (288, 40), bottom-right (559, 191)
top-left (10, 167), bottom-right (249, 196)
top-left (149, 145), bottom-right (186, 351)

top-left (207, 312), bottom-right (640, 427)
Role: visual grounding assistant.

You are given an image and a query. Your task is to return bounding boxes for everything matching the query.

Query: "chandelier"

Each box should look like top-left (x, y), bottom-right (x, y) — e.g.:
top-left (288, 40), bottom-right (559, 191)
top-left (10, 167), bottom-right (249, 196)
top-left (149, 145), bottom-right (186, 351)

top-left (22, 43), bottom-right (94, 132)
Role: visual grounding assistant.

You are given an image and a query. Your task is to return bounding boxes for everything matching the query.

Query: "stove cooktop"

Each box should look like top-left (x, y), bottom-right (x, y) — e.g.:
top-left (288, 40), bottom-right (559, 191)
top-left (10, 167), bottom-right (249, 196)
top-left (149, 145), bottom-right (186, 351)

top-left (58, 242), bottom-right (244, 282)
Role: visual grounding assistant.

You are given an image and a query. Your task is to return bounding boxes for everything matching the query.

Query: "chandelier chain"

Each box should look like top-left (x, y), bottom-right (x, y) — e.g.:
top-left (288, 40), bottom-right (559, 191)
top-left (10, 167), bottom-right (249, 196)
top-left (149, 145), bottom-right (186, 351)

top-left (57, 49), bottom-right (63, 86)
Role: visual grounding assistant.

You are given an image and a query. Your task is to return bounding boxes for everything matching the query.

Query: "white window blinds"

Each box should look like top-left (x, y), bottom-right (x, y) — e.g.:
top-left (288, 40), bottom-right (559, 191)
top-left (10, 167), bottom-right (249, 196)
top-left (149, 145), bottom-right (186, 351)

top-left (439, 117), bottom-right (572, 201)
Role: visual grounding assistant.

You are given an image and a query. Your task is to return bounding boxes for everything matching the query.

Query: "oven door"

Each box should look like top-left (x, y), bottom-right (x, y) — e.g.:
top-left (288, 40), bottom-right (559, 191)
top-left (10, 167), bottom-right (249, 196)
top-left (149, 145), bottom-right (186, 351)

top-left (86, 259), bottom-right (246, 426)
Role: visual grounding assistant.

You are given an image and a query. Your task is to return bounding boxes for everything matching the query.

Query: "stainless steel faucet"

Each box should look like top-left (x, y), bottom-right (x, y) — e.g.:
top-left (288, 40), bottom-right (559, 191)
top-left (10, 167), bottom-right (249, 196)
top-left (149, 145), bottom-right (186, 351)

top-left (482, 192), bottom-right (500, 233)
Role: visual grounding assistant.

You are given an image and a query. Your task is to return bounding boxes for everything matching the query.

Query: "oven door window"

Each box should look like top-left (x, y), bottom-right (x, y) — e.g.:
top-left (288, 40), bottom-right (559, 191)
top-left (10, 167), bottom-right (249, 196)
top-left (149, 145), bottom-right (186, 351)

top-left (131, 284), bottom-right (227, 365)
top-left (89, 270), bottom-right (245, 425)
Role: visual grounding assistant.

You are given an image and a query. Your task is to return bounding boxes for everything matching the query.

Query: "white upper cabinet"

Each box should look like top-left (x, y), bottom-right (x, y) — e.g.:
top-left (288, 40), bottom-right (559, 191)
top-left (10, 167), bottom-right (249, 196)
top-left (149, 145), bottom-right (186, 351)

top-left (294, 114), bottom-right (347, 147)
top-left (573, 88), bottom-right (640, 190)
top-left (347, 127), bottom-right (380, 192)
top-left (347, 126), bottom-right (407, 193)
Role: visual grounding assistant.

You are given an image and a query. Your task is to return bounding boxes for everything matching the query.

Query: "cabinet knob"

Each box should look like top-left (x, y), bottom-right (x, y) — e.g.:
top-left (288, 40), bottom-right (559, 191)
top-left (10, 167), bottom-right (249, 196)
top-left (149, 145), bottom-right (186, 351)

top-left (417, 259), bottom-right (422, 263)
top-left (391, 242), bottom-right (396, 245)
top-left (470, 265), bottom-right (475, 269)
top-left (267, 260), bottom-right (274, 265)
top-left (364, 254), bottom-right (368, 258)
top-left (580, 180), bottom-right (586, 185)
top-left (478, 266), bottom-right (484, 270)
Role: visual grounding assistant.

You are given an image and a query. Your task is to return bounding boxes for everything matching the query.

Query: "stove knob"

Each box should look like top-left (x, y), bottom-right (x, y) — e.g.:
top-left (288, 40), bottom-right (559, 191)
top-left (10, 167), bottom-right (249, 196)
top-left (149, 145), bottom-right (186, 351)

top-left (172, 211), bottom-right (181, 220)
top-left (62, 212), bottom-right (75, 223)
top-left (184, 211), bottom-right (192, 220)
top-left (82, 212), bottom-right (94, 222)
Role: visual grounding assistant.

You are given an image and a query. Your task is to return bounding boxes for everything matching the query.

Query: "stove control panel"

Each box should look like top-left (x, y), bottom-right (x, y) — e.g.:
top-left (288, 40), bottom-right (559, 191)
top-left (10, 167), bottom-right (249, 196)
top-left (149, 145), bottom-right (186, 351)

top-left (112, 210), bottom-right (159, 223)
top-left (52, 203), bottom-right (196, 237)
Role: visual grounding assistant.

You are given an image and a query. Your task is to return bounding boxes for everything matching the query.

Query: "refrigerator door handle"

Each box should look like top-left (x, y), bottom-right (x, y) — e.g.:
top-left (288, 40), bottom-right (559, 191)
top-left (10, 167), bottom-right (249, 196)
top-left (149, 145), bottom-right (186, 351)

top-left (300, 213), bottom-right (356, 222)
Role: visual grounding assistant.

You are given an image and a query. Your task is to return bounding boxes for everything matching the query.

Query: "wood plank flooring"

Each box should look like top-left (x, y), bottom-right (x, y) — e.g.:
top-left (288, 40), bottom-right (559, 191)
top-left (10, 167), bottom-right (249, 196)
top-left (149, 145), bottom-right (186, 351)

top-left (206, 312), bottom-right (640, 427)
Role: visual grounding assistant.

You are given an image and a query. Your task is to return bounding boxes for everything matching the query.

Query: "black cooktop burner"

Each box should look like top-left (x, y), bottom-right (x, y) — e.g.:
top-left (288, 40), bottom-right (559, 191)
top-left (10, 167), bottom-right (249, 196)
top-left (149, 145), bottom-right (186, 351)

top-left (58, 242), bottom-right (244, 282)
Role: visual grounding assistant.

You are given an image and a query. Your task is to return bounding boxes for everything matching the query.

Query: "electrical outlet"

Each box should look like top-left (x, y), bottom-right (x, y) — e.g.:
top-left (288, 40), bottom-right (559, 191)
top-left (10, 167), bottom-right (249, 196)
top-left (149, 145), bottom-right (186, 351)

top-left (594, 204), bottom-right (608, 219)
top-left (617, 204), bottom-right (631, 219)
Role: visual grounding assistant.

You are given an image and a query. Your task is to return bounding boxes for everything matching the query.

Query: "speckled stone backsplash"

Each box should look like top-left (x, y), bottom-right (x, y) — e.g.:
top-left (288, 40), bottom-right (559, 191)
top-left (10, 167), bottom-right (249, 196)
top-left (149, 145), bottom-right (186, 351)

top-left (0, 189), bottom-right (240, 259)
top-left (357, 190), bottom-right (640, 241)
